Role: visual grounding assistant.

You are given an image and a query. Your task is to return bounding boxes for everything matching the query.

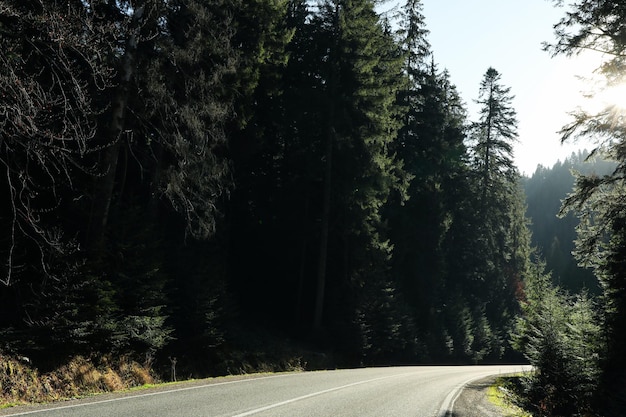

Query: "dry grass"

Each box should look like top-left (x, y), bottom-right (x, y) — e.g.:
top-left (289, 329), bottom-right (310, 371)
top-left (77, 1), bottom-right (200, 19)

top-left (0, 354), bottom-right (157, 408)
top-left (102, 368), bottom-right (125, 391)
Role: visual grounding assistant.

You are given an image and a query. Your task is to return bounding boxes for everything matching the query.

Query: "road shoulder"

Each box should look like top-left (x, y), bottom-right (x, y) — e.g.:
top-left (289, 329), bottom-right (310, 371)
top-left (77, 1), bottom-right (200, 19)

top-left (450, 375), bottom-right (504, 417)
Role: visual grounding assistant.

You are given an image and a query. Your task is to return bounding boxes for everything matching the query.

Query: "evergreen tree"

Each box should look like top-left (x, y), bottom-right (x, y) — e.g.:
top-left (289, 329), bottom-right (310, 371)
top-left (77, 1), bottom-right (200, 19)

top-left (302, 0), bottom-right (410, 361)
top-left (472, 68), bottom-right (518, 203)
top-left (548, 1), bottom-right (626, 412)
top-left (221, 0), bottom-right (305, 328)
top-left (389, 0), bottom-right (470, 360)
top-left (88, 0), bottom-right (241, 360)
top-left (465, 67), bottom-right (530, 360)
top-left (513, 259), bottom-right (602, 416)
top-left (282, 0), bottom-right (332, 327)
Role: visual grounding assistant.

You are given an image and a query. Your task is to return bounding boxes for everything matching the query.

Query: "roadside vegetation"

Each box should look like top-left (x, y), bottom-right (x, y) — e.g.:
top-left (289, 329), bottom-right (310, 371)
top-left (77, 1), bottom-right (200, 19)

top-left (513, 261), bottom-right (602, 416)
top-left (488, 375), bottom-right (532, 417)
top-left (0, 342), bottom-right (312, 408)
top-left (0, 354), bottom-right (155, 407)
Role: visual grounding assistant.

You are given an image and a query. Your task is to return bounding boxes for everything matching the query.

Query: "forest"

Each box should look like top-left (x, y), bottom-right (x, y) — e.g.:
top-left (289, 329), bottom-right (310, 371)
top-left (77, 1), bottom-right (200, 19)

top-left (1, 0), bottom-right (625, 415)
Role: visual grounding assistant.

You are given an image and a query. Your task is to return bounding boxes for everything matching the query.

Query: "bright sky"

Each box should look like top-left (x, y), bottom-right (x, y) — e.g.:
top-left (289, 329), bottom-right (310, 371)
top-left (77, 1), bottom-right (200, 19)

top-left (410, 0), bottom-right (600, 175)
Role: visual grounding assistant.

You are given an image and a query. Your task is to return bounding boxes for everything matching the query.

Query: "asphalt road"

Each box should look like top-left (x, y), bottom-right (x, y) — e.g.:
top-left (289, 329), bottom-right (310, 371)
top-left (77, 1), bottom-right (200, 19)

top-left (1, 365), bottom-right (528, 417)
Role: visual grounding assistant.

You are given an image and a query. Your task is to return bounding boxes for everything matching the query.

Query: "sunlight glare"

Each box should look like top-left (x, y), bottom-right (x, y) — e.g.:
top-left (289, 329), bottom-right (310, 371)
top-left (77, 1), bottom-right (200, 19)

top-left (572, 51), bottom-right (626, 115)
top-left (598, 82), bottom-right (626, 111)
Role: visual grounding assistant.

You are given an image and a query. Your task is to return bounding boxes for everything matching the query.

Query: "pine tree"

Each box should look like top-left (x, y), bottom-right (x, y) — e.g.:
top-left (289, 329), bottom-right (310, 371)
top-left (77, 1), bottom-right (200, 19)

top-left (465, 67), bottom-right (530, 360)
top-left (218, 0), bottom-right (304, 328)
top-left (389, 0), bottom-right (470, 359)
top-left (513, 259), bottom-right (602, 415)
top-left (472, 67), bottom-right (518, 204)
top-left (296, 0), bottom-right (409, 360)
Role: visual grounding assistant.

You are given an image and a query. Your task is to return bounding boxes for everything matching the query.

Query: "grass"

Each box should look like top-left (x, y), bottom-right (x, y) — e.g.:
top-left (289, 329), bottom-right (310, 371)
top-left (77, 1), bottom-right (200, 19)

top-left (0, 402), bottom-right (23, 410)
top-left (487, 374), bottom-right (534, 417)
top-left (0, 354), bottom-right (157, 408)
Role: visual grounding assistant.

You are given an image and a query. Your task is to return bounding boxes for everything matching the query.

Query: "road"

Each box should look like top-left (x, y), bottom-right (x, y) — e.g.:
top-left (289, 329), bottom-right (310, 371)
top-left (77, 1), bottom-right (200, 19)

top-left (1, 365), bottom-right (528, 417)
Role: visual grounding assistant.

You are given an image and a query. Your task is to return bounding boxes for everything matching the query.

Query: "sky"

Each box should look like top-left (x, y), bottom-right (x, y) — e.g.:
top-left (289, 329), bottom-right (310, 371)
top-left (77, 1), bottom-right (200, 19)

top-left (395, 0), bottom-right (600, 175)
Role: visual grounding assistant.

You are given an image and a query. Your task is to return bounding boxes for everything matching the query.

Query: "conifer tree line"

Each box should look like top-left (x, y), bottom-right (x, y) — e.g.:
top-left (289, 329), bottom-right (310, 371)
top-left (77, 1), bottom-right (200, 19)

top-left (0, 0), bottom-right (529, 372)
top-left (0, 0), bottom-right (542, 375)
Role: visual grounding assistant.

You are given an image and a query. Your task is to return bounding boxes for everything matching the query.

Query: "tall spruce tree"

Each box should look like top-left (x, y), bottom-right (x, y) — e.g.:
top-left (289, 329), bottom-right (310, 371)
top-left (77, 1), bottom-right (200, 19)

top-left (221, 0), bottom-right (302, 328)
top-left (465, 67), bottom-right (530, 360)
top-left (283, 0), bottom-right (331, 327)
top-left (389, 0), bottom-right (470, 361)
top-left (85, 0), bottom-right (241, 359)
top-left (303, 0), bottom-right (410, 362)
top-left (472, 68), bottom-right (517, 204)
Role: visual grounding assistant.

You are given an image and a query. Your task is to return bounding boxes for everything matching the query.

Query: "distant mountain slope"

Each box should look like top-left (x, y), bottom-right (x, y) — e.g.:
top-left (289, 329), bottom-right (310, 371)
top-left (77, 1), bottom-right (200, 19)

top-left (523, 150), bottom-right (616, 293)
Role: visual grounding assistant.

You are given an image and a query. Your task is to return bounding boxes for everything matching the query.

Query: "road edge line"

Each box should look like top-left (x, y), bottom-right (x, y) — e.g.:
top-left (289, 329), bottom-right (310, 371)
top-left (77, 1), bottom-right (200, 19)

top-left (0, 373), bottom-right (298, 416)
top-left (437, 372), bottom-right (498, 417)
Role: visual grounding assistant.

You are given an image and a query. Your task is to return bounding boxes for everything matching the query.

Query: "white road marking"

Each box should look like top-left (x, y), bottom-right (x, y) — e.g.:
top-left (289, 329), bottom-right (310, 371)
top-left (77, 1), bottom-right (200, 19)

top-left (436, 366), bottom-right (531, 417)
top-left (231, 372), bottom-right (415, 417)
top-left (437, 373), bottom-right (483, 417)
top-left (0, 373), bottom-right (297, 416)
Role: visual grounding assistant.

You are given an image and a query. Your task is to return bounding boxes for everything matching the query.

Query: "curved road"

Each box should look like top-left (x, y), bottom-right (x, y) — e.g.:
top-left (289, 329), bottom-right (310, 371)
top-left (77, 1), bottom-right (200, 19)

top-left (1, 365), bottom-right (528, 417)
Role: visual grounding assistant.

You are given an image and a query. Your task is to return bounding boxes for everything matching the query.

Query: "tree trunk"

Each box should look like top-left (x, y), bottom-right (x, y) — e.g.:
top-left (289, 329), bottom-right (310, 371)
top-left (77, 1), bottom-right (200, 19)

top-left (313, 3), bottom-right (340, 331)
top-left (313, 124), bottom-right (333, 331)
top-left (295, 190), bottom-right (310, 324)
top-left (88, 6), bottom-right (144, 253)
top-left (481, 90), bottom-right (494, 209)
